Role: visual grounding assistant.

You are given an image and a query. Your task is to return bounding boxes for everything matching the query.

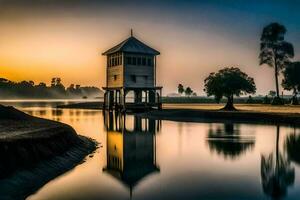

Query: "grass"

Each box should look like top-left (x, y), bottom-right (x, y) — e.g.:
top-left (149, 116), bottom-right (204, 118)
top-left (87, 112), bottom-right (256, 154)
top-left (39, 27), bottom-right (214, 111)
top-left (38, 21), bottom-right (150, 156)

top-left (163, 103), bottom-right (300, 114)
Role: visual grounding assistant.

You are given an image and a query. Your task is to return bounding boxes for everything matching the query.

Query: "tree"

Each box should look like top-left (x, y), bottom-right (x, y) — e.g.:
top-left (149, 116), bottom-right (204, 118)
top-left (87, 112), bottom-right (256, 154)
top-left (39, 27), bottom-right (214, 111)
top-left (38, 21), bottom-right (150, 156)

top-left (177, 84), bottom-right (184, 95)
top-left (50, 77), bottom-right (65, 97)
top-left (269, 90), bottom-right (276, 97)
top-left (184, 87), bottom-right (193, 97)
top-left (263, 95), bottom-right (271, 104)
top-left (282, 62), bottom-right (300, 105)
top-left (66, 84), bottom-right (76, 97)
top-left (246, 95), bottom-right (254, 104)
top-left (259, 22), bottom-right (294, 104)
top-left (204, 67), bottom-right (256, 110)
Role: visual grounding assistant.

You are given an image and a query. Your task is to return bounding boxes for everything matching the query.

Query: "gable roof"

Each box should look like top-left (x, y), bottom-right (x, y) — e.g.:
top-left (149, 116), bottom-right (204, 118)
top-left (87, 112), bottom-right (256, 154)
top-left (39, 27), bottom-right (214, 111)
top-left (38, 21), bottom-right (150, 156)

top-left (102, 36), bottom-right (160, 55)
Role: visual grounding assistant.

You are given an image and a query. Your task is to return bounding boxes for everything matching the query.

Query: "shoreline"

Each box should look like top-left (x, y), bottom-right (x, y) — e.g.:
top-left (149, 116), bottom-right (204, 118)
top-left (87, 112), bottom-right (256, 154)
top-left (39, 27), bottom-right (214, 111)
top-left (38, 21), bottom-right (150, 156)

top-left (0, 105), bottom-right (98, 199)
top-left (0, 136), bottom-right (97, 200)
top-left (137, 109), bottom-right (300, 126)
top-left (57, 101), bottom-right (103, 109)
top-left (56, 102), bottom-right (300, 126)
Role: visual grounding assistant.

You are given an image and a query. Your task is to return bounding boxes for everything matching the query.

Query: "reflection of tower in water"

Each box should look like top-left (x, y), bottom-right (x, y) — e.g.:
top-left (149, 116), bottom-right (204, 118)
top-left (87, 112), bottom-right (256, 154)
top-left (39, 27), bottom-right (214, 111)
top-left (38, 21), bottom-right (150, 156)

top-left (103, 111), bottom-right (160, 197)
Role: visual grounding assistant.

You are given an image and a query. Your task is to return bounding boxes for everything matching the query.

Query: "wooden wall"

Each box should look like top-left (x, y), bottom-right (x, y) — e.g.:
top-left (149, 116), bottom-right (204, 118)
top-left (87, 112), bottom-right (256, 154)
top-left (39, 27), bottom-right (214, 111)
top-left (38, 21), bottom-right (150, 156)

top-left (124, 65), bottom-right (154, 87)
top-left (106, 52), bottom-right (156, 88)
top-left (107, 65), bottom-right (124, 87)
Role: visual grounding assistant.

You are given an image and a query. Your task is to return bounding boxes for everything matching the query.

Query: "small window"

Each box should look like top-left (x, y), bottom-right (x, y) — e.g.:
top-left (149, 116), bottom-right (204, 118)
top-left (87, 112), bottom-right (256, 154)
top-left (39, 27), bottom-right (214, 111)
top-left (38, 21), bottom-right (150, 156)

top-left (142, 58), bottom-right (146, 65)
top-left (114, 57), bottom-right (117, 66)
top-left (126, 57), bottom-right (131, 65)
top-left (119, 55), bottom-right (122, 65)
top-left (147, 58), bottom-right (152, 66)
top-left (131, 75), bottom-right (136, 83)
top-left (132, 57), bottom-right (137, 65)
top-left (137, 57), bottom-right (141, 65)
top-left (114, 75), bottom-right (117, 81)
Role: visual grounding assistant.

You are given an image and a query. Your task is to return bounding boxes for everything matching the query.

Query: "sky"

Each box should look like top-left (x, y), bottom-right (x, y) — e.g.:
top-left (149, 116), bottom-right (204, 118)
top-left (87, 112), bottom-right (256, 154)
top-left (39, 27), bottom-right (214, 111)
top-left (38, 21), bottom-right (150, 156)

top-left (0, 0), bottom-right (300, 95)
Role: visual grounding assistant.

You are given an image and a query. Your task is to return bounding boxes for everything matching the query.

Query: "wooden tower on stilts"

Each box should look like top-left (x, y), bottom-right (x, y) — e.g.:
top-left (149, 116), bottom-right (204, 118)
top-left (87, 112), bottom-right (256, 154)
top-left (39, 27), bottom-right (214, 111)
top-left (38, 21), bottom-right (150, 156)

top-left (102, 30), bottom-right (162, 111)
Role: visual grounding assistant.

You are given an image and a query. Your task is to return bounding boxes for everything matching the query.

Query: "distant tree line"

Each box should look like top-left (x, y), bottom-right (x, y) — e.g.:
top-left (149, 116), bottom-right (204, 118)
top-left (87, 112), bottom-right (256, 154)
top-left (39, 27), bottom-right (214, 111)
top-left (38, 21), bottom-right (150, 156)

top-left (0, 77), bottom-right (102, 99)
top-left (177, 84), bottom-right (197, 97)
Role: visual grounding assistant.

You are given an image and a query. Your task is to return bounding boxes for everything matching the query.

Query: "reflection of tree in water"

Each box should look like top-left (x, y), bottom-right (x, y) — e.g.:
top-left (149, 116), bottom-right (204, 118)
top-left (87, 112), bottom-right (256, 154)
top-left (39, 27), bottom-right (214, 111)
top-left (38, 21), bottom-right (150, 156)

top-left (285, 129), bottom-right (300, 165)
top-left (207, 123), bottom-right (255, 159)
top-left (261, 126), bottom-right (295, 199)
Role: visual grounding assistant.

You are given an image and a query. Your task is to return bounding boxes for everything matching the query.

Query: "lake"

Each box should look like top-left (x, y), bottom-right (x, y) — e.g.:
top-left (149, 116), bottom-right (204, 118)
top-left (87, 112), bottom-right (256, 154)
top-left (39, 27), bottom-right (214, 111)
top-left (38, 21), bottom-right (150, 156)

top-left (2, 101), bottom-right (300, 200)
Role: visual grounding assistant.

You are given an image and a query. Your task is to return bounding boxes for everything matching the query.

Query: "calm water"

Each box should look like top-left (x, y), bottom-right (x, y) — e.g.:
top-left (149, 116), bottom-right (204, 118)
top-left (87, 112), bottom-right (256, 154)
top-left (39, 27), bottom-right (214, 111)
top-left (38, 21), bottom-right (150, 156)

top-left (4, 102), bottom-right (300, 200)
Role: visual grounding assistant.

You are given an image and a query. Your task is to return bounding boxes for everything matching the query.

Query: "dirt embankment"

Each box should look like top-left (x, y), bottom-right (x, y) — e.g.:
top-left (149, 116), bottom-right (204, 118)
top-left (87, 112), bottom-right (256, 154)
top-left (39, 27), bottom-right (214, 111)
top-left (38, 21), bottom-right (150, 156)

top-left (0, 105), bottom-right (98, 199)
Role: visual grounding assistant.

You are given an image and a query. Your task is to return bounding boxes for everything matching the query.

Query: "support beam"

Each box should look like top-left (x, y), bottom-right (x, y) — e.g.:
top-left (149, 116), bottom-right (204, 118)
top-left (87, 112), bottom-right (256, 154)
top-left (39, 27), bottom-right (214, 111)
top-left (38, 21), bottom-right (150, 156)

top-left (103, 87), bottom-right (162, 111)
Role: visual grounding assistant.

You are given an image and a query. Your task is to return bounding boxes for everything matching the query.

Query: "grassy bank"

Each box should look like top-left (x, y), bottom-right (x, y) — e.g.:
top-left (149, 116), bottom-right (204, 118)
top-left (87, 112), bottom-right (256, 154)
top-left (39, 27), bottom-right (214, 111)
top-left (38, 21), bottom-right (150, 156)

top-left (161, 96), bottom-right (294, 104)
top-left (138, 108), bottom-right (300, 126)
top-left (146, 103), bottom-right (300, 125)
top-left (163, 103), bottom-right (300, 114)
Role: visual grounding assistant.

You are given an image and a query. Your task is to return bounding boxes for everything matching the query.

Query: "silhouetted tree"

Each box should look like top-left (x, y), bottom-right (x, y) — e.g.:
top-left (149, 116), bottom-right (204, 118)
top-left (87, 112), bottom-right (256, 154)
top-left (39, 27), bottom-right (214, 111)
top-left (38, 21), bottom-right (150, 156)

top-left (184, 87), bottom-right (193, 97)
top-left (38, 82), bottom-right (47, 87)
top-left (246, 95), bottom-right (254, 104)
top-left (35, 82), bottom-right (49, 98)
top-left (50, 77), bottom-right (65, 97)
top-left (66, 84), bottom-right (77, 97)
top-left (269, 90), bottom-right (276, 97)
top-left (177, 84), bottom-right (184, 95)
top-left (263, 95), bottom-right (271, 104)
top-left (67, 84), bottom-right (75, 92)
top-left (261, 126), bottom-right (295, 199)
top-left (282, 62), bottom-right (300, 105)
top-left (259, 22), bottom-right (294, 104)
top-left (204, 67), bottom-right (256, 110)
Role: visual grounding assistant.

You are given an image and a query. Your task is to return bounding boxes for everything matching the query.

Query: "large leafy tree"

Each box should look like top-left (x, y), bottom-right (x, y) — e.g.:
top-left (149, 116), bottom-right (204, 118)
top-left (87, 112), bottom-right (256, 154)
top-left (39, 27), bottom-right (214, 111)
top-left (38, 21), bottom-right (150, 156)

top-left (282, 62), bottom-right (300, 105)
top-left (259, 22), bottom-right (294, 103)
top-left (204, 67), bottom-right (256, 110)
